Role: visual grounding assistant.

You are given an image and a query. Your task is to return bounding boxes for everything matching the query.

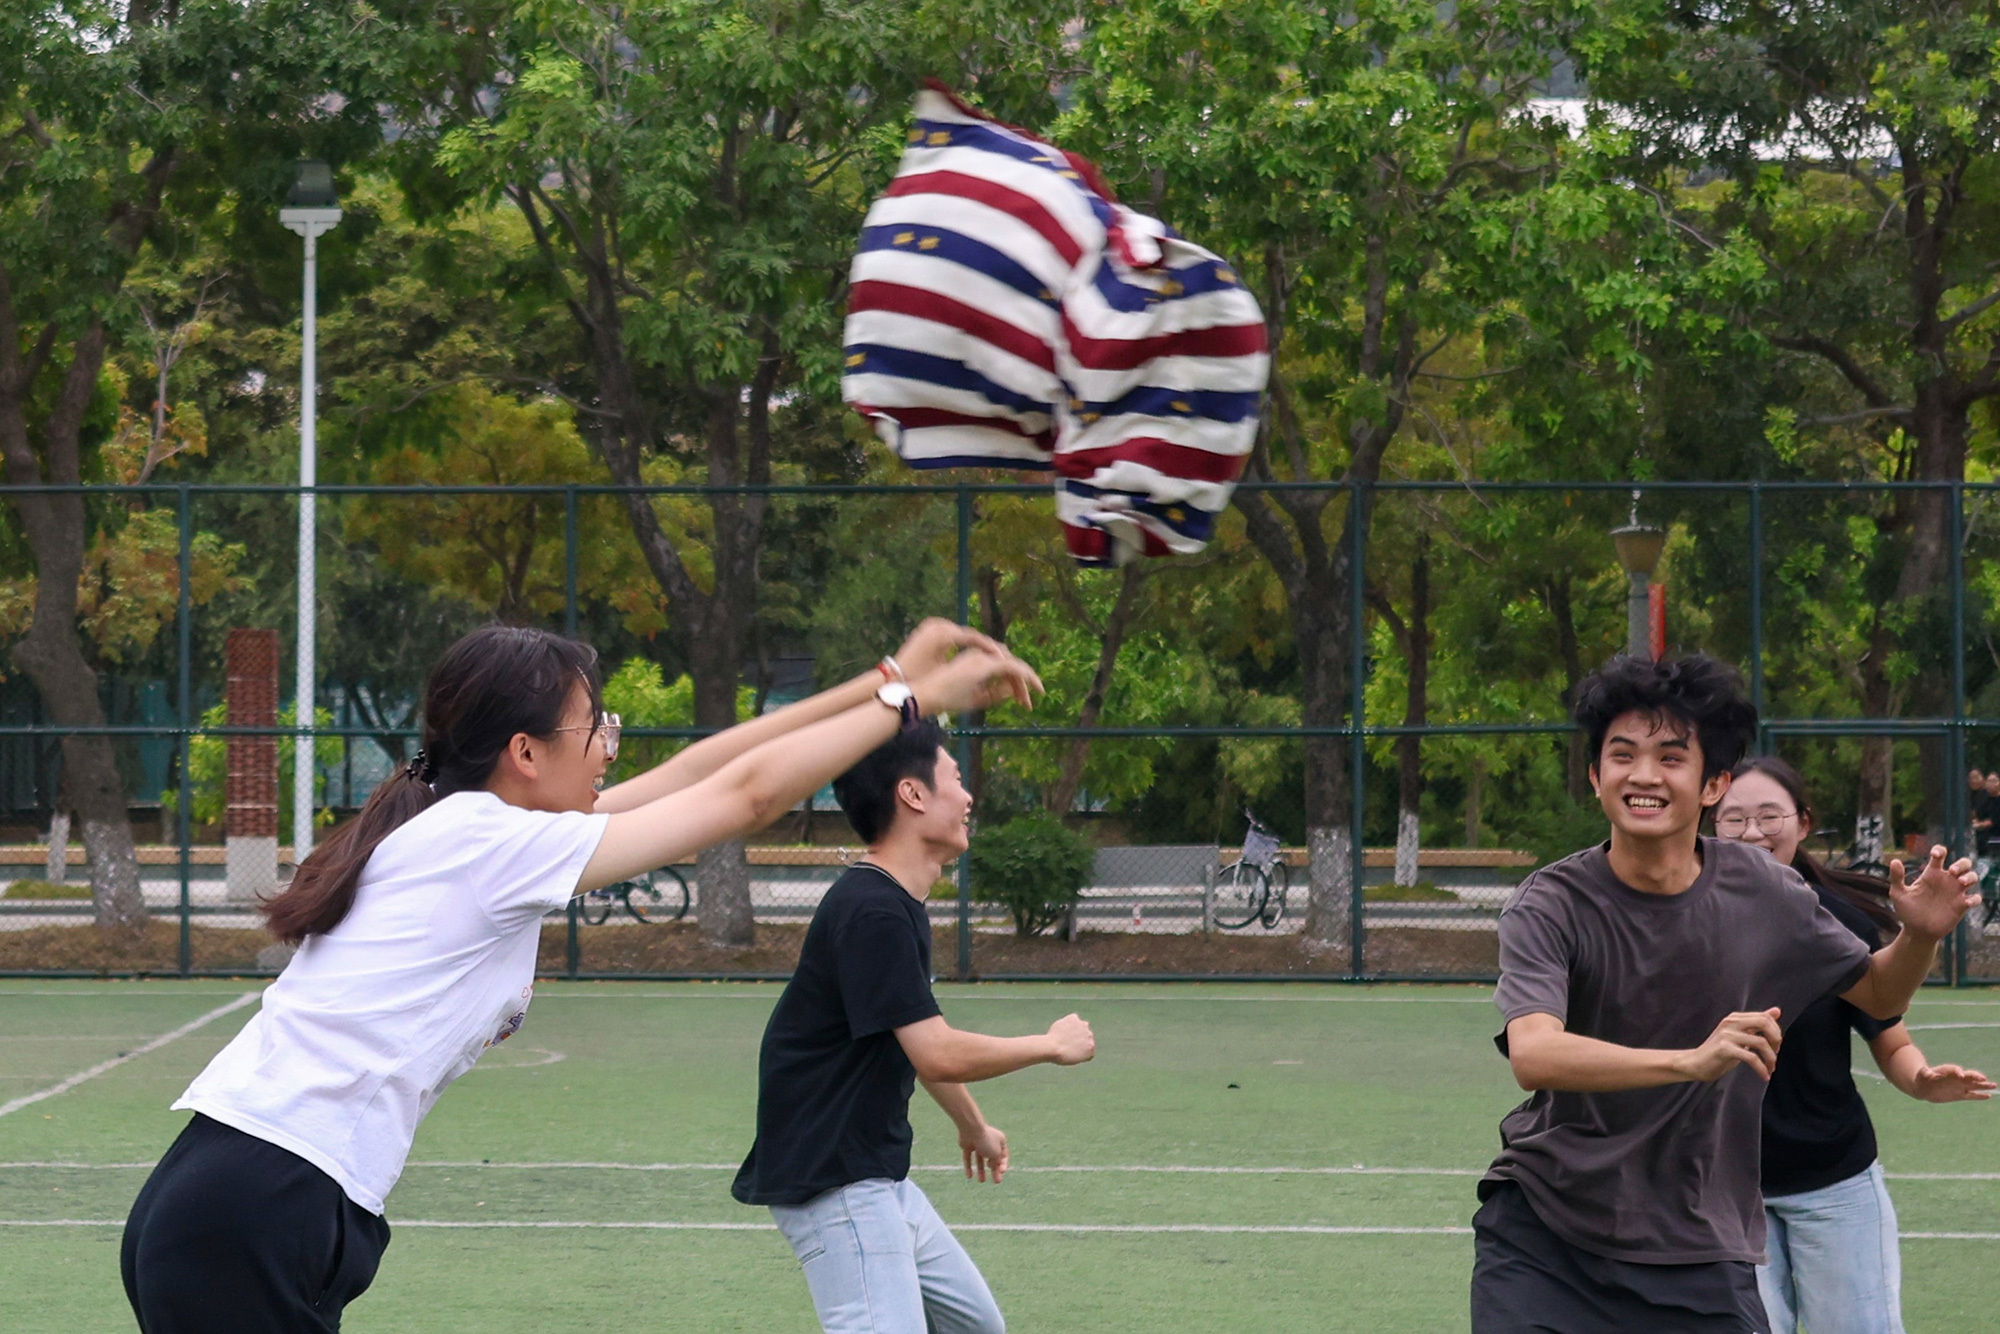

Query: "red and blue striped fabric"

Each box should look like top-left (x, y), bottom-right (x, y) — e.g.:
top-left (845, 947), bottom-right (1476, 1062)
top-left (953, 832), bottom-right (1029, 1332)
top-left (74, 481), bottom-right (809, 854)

top-left (843, 86), bottom-right (1270, 565)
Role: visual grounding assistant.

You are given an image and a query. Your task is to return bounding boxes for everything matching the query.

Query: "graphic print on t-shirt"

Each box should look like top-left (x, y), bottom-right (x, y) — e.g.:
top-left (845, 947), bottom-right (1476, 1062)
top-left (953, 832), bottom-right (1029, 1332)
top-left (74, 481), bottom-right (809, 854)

top-left (487, 985), bottom-right (533, 1048)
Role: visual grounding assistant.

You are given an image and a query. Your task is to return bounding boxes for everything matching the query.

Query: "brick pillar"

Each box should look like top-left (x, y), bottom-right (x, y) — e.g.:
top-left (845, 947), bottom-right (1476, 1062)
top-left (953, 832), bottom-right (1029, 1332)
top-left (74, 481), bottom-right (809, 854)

top-left (225, 628), bottom-right (280, 903)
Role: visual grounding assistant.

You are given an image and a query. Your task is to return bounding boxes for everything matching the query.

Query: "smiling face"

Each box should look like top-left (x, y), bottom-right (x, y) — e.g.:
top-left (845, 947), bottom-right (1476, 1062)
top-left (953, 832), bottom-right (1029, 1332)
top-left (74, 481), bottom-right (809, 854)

top-left (1712, 768), bottom-right (1807, 867)
top-left (490, 680), bottom-right (609, 815)
top-left (1590, 709), bottom-right (1730, 848)
top-left (895, 746), bottom-right (974, 858)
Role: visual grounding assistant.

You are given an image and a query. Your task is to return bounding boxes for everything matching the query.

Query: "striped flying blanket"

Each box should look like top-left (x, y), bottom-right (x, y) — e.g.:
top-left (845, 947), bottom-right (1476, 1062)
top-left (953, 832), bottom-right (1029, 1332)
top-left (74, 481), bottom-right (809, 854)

top-left (843, 86), bottom-right (1270, 567)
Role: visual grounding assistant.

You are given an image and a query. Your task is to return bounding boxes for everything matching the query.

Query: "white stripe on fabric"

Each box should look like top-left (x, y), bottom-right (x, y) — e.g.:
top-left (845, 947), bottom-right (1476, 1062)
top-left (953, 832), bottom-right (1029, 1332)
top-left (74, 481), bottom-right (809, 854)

top-left (845, 309), bottom-right (1063, 396)
top-left (842, 373), bottom-right (1054, 432)
top-left (890, 429), bottom-right (1053, 469)
top-left (861, 195), bottom-right (1083, 293)
top-left (848, 254), bottom-right (1065, 340)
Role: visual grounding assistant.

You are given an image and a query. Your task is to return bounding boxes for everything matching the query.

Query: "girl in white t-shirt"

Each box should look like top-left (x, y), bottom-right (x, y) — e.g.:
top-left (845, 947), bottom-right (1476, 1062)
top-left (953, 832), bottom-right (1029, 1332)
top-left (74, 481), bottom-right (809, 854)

top-left (120, 619), bottom-right (1038, 1333)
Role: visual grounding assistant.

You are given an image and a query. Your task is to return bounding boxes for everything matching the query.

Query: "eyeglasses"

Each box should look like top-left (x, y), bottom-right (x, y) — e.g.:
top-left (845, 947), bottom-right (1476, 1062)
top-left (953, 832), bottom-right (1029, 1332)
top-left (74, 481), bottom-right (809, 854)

top-left (1715, 808), bottom-right (1798, 837)
top-left (551, 712), bottom-right (620, 761)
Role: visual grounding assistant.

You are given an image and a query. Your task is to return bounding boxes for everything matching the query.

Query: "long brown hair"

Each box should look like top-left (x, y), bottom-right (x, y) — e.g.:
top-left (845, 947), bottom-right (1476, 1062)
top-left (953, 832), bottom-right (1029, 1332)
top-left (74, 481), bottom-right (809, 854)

top-left (1728, 754), bottom-right (1898, 935)
top-left (262, 625), bottom-right (603, 944)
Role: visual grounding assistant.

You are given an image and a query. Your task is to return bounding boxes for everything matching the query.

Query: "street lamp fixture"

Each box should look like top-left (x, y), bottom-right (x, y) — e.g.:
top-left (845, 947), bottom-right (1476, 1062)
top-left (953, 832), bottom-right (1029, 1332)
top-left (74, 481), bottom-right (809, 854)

top-left (279, 161), bottom-right (340, 862)
top-left (1611, 492), bottom-right (1666, 659)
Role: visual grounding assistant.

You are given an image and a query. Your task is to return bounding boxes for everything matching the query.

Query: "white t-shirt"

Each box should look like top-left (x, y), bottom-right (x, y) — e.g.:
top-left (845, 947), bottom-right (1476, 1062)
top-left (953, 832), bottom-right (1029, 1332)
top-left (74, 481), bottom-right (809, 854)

top-left (176, 790), bottom-right (608, 1214)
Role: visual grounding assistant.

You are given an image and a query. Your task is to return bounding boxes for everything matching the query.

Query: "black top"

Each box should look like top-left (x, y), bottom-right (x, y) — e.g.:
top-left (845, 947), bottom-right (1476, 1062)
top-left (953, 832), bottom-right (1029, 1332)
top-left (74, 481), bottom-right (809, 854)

top-left (732, 866), bottom-right (942, 1207)
top-left (1759, 878), bottom-right (1899, 1198)
top-left (1978, 792), bottom-right (2000, 849)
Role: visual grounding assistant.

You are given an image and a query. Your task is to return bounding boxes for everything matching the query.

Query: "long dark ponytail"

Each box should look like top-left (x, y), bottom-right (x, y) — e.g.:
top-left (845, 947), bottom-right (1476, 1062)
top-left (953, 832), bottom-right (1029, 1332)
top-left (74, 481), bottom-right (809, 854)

top-left (1729, 754), bottom-right (1899, 936)
top-left (262, 625), bottom-right (603, 944)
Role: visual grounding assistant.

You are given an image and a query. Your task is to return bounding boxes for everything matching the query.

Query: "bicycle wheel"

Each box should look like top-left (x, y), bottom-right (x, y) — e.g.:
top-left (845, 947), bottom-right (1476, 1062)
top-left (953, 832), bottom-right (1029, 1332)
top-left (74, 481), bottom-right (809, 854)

top-left (656, 866), bottom-right (691, 920)
top-left (1212, 861), bottom-right (1267, 930)
top-left (578, 890), bottom-right (614, 926)
top-left (1259, 858), bottom-right (1289, 930)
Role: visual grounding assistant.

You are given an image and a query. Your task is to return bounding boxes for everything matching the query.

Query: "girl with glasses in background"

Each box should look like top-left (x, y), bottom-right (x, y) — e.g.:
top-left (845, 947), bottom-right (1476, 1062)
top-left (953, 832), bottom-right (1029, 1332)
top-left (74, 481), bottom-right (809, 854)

top-left (1715, 755), bottom-right (1994, 1334)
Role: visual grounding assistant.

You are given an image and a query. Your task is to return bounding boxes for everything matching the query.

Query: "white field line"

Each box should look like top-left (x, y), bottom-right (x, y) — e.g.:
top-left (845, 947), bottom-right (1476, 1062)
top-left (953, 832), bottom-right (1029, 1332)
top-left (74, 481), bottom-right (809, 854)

top-left (1906, 1022), bottom-right (2000, 1030)
top-left (10, 1160), bottom-right (2000, 1183)
top-left (0, 991), bottom-right (259, 1120)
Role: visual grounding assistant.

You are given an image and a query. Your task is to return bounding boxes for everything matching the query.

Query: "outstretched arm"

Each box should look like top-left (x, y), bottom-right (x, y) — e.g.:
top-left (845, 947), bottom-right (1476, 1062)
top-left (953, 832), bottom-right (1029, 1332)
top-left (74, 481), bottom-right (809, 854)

top-left (577, 647), bottom-right (1039, 891)
top-left (922, 1078), bottom-right (1009, 1183)
top-left (595, 620), bottom-right (1007, 813)
top-left (1869, 1024), bottom-right (1996, 1102)
top-left (895, 1013), bottom-right (1095, 1085)
top-left (1504, 1009), bottom-right (1783, 1093)
top-left (1843, 848), bottom-right (1980, 1020)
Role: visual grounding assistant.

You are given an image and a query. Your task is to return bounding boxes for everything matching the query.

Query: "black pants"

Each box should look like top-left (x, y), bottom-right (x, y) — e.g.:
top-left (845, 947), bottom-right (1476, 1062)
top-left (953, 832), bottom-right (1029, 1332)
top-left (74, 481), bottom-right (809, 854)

top-left (122, 1114), bottom-right (390, 1333)
top-left (1471, 1182), bottom-right (1769, 1334)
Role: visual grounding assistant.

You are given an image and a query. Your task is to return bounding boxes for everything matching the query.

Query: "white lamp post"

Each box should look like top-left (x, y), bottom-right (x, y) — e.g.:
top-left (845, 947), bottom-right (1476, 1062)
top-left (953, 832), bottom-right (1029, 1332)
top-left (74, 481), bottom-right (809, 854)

top-left (280, 161), bottom-right (340, 861)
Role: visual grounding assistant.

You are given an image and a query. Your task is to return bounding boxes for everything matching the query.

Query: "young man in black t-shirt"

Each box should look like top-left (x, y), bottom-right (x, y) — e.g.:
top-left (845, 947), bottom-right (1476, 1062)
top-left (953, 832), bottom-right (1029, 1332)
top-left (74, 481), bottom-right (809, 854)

top-left (1473, 654), bottom-right (1980, 1333)
top-left (734, 718), bottom-right (1096, 1334)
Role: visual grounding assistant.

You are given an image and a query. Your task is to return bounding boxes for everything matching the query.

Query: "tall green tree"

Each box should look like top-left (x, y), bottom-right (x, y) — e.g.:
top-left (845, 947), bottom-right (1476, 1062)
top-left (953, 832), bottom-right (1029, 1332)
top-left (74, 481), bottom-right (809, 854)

top-left (419, 0), bottom-right (1075, 945)
top-left (1064, 0), bottom-right (1571, 951)
top-left (0, 0), bottom-right (381, 930)
top-left (1566, 0), bottom-right (2000, 838)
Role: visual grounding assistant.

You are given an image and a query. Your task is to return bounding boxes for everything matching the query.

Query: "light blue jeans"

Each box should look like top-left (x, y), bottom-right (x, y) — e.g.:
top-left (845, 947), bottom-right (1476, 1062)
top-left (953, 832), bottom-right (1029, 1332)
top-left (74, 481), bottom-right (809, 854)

top-left (770, 1178), bottom-right (1005, 1334)
top-left (1757, 1161), bottom-right (1905, 1334)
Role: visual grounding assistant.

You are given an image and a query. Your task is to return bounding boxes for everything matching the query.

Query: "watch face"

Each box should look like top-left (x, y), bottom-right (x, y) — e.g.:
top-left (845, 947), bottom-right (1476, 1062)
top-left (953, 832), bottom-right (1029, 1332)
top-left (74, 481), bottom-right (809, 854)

top-left (878, 682), bottom-right (915, 708)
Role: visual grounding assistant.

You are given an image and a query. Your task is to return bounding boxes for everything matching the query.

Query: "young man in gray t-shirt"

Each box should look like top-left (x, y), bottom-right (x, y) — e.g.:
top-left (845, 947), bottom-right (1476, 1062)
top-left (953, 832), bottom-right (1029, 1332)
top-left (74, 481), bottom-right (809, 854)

top-left (1472, 653), bottom-right (1979, 1333)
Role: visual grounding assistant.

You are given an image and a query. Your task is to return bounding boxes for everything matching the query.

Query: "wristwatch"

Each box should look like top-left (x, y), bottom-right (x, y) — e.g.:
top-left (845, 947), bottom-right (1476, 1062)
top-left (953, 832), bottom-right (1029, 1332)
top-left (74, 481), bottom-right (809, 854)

top-left (876, 681), bottom-right (921, 730)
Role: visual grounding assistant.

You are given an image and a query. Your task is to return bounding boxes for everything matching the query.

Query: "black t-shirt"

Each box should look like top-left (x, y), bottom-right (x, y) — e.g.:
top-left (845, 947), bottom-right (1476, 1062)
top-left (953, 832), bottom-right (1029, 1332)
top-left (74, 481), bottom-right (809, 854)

top-left (1760, 879), bottom-right (1899, 1198)
top-left (1978, 792), bottom-right (2000, 848)
top-left (732, 866), bottom-right (942, 1207)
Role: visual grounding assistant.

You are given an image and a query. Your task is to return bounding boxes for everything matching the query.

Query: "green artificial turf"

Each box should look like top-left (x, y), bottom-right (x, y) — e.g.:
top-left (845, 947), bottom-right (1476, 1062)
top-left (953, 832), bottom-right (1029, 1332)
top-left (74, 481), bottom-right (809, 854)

top-left (2, 981), bottom-right (1996, 1331)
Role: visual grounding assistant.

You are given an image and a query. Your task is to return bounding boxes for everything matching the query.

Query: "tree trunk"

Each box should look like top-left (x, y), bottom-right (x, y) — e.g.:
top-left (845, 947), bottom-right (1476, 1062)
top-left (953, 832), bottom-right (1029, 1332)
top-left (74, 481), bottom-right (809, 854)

top-left (45, 808), bottom-right (70, 883)
top-left (1540, 574), bottom-right (1592, 803)
top-left (1, 315), bottom-right (147, 934)
top-left (12, 609), bottom-right (147, 933)
top-left (1393, 536), bottom-right (1430, 887)
top-left (1465, 754), bottom-right (1484, 848)
top-left (688, 581), bottom-right (757, 948)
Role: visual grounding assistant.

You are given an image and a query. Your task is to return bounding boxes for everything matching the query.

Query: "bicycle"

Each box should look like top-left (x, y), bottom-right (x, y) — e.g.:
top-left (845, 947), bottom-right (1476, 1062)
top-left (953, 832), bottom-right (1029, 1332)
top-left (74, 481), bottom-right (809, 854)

top-left (1214, 811), bottom-right (1289, 931)
top-left (1807, 827), bottom-right (1889, 881)
top-left (576, 866), bottom-right (691, 925)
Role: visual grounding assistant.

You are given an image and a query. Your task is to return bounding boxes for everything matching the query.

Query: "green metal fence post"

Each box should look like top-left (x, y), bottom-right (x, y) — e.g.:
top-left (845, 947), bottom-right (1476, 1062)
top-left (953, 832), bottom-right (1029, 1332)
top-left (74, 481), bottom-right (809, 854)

top-left (1951, 481), bottom-right (1967, 985)
top-left (955, 484), bottom-right (975, 982)
top-left (1349, 481), bottom-right (1369, 979)
top-left (564, 486), bottom-right (580, 979)
top-left (176, 485), bottom-right (193, 977)
top-left (564, 487), bottom-right (579, 639)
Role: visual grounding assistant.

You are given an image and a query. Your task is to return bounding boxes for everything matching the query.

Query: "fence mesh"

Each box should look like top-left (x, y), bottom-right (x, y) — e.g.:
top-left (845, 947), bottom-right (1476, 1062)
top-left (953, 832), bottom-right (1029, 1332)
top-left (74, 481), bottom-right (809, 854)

top-left (1, 480), bottom-right (1995, 980)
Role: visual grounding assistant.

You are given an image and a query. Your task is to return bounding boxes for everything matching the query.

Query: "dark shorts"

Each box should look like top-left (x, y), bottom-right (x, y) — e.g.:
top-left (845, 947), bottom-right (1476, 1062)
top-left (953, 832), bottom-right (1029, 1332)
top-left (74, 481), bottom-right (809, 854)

top-left (122, 1114), bottom-right (390, 1333)
top-left (1471, 1182), bottom-right (1770, 1334)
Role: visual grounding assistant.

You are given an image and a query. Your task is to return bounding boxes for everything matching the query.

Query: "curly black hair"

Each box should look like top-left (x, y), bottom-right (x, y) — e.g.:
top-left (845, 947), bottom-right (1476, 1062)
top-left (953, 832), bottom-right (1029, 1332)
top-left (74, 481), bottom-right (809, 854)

top-left (1572, 653), bottom-right (1758, 781)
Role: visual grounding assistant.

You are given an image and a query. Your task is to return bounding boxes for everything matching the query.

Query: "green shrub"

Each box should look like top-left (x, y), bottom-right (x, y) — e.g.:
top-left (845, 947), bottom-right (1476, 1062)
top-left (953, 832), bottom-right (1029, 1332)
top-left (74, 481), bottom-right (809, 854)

top-left (968, 814), bottom-right (1094, 937)
top-left (4, 879), bottom-right (92, 901)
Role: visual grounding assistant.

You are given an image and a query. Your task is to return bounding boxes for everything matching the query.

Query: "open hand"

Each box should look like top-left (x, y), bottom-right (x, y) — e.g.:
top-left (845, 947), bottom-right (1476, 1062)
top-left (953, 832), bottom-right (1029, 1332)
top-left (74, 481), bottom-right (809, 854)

top-left (1675, 1008), bottom-right (1782, 1082)
top-left (1047, 1013), bottom-right (1095, 1066)
top-left (1889, 847), bottom-right (1980, 941)
top-left (960, 1122), bottom-right (1009, 1183)
top-left (915, 646), bottom-right (1044, 715)
top-left (895, 618), bottom-right (1006, 681)
top-left (1910, 1063), bottom-right (1997, 1103)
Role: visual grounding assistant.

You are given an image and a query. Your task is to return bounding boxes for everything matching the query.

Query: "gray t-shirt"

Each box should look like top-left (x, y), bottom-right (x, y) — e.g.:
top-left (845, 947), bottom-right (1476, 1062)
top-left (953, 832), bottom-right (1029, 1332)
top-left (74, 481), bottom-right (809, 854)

top-left (1483, 837), bottom-right (1873, 1265)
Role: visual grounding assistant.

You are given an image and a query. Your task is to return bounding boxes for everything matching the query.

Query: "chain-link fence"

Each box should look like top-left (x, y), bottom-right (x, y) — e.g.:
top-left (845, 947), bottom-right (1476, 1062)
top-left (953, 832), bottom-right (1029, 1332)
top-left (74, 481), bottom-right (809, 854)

top-left (2, 479), bottom-right (1995, 981)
